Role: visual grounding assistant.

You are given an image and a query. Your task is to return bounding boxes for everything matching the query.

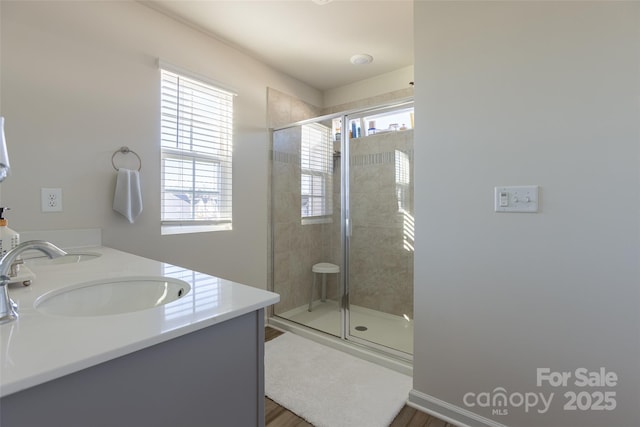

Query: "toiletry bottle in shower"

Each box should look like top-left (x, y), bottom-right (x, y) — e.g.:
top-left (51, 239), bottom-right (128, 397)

top-left (368, 120), bottom-right (376, 135)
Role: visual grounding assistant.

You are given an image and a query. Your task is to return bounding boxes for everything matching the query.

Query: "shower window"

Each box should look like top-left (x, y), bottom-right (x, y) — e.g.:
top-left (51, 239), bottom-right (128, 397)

top-left (300, 123), bottom-right (333, 222)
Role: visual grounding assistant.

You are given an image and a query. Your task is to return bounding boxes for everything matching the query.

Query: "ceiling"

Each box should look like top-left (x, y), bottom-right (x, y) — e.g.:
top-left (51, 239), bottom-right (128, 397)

top-left (142, 0), bottom-right (414, 91)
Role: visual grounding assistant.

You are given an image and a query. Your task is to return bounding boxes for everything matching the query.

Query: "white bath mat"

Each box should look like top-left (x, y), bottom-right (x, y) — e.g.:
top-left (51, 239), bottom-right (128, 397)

top-left (265, 332), bottom-right (412, 427)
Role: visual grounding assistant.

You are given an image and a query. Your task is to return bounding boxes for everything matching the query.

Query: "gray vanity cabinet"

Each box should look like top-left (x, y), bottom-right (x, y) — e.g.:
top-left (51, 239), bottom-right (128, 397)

top-left (1, 310), bottom-right (266, 427)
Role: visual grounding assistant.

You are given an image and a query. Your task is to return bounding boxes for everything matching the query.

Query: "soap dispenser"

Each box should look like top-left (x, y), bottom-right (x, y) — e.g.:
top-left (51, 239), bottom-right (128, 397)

top-left (0, 207), bottom-right (19, 258)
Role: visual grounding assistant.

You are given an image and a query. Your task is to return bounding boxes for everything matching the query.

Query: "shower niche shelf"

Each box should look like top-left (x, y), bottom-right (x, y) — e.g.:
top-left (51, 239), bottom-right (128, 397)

top-left (332, 106), bottom-right (414, 140)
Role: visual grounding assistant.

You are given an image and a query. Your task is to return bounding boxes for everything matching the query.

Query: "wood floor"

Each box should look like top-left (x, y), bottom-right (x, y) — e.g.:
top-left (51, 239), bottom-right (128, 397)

top-left (264, 327), bottom-right (455, 427)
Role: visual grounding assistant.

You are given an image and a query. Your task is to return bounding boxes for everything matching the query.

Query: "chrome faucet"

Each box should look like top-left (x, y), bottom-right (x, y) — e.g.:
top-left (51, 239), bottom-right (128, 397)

top-left (0, 240), bottom-right (67, 324)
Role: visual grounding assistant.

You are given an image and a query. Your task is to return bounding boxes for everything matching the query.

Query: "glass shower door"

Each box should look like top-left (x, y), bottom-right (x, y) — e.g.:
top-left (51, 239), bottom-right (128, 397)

top-left (344, 103), bottom-right (414, 357)
top-left (270, 101), bottom-right (414, 359)
top-left (271, 117), bottom-right (343, 338)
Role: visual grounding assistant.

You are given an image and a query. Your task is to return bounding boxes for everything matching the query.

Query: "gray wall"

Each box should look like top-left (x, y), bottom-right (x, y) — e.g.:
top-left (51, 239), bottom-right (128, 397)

top-left (412, 2), bottom-right (640, 427)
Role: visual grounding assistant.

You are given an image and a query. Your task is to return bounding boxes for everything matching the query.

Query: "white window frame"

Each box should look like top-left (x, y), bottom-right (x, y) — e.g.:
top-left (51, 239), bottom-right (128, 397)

top-left (159, 62), bottom-right (235, 235)
top-left (300, 123), bottom-right (333, 224)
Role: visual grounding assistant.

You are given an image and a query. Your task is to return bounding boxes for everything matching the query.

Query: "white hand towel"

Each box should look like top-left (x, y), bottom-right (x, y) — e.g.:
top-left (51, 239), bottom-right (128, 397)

top-left (0, 117), bottom-right (11, 181)
top-left (113, 168), bottom-right (143, 223)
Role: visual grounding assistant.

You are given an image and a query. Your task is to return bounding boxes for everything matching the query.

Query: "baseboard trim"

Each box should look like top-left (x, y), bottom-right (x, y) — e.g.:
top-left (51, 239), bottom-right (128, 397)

top-left (408, 389), bottom-right (508, 427)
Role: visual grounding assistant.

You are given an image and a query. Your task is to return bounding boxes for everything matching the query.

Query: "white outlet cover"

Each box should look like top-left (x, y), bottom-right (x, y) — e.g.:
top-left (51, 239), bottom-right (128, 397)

top-left (41, 188), bottom-right (63, 212)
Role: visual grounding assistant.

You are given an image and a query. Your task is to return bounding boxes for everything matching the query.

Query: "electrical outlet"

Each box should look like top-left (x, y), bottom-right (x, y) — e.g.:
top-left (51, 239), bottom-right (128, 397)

top-left (41, 188), bottom-right (63, 212)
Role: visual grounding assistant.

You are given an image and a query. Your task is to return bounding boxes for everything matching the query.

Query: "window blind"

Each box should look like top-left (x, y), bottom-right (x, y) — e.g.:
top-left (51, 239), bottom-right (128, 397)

top-left (301, 123), bottom-right (333, 218)
top-left (160, 69), bottom-right (233, 227)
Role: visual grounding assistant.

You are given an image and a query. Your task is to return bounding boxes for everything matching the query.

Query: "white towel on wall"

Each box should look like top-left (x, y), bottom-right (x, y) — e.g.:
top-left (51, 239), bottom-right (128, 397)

top-left (113, 168), bottom-right (143, 223)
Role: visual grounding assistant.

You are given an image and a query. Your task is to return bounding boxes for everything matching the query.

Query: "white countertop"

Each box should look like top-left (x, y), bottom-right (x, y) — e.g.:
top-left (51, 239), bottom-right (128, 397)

top-left (0, 246), bottom-right (279, 397)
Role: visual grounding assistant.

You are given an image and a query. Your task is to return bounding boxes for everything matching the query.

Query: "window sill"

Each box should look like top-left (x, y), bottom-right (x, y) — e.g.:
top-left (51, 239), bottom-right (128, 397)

top-left (301, 217), bottom-right (333, 225)
top-left (161, 223), bottom-right (232, 235)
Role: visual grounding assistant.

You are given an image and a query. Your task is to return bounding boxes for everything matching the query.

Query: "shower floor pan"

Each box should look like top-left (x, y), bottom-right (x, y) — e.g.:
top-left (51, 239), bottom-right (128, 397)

top-left (276, 300), bottom-right (413, 355)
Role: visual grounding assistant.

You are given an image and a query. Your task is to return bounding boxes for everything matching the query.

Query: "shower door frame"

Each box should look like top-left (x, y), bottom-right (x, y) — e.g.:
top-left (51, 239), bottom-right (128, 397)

top-left (269, 98), bottom-right (415, 363)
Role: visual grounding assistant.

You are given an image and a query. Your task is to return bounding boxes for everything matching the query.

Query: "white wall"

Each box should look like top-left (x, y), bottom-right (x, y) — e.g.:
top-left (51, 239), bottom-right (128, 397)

top-left (0, 1), bottom-right (321, 288)
top-left (412, 2), bottom-right (639, 427)
top-left (323, 65), bottom-right (414, 108)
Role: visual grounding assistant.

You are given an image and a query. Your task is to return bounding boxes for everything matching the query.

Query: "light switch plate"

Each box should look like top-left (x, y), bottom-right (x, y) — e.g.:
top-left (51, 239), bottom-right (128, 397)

top-left (494, 186), bottom-right (539, 213)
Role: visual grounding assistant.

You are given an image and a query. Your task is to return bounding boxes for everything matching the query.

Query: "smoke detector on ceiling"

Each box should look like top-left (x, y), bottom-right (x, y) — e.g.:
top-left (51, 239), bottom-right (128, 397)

top-left (350, 54), bottom-right (374, 65)
top-left (311, 0), bottom-right (333, 5)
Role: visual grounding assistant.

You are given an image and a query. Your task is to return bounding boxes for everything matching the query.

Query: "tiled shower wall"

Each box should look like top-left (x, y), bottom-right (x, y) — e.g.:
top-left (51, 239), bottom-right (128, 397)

top-left (268, 87), bottom-right (414, 317)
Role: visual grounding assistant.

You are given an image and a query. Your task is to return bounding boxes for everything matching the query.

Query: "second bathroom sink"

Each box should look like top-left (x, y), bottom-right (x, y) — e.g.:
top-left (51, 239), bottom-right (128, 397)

top-left (35, 276), bottom-right (191, 317)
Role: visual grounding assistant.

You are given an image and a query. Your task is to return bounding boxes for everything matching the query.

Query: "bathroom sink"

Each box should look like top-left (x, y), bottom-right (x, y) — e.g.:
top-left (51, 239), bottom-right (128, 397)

top-left (25, 252), bottom-right (102, 266)
top-left (35, 276), bottom-right (191, 317)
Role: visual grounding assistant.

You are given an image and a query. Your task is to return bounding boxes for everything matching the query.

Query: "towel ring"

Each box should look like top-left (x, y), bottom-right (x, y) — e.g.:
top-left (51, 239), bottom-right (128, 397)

top-left (112, 146), bottom-right (142, 172)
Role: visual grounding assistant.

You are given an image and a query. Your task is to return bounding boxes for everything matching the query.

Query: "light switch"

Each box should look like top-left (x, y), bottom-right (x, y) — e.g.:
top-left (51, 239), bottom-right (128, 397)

top-left (494, 186), bottom-right (539, 213)
top-left (499, 191), bottom-right (509, 207)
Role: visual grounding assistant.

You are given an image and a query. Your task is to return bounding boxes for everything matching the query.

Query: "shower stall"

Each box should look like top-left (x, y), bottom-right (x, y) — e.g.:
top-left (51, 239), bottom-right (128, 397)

top-left (270, 100), bottom-right (414, 361)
